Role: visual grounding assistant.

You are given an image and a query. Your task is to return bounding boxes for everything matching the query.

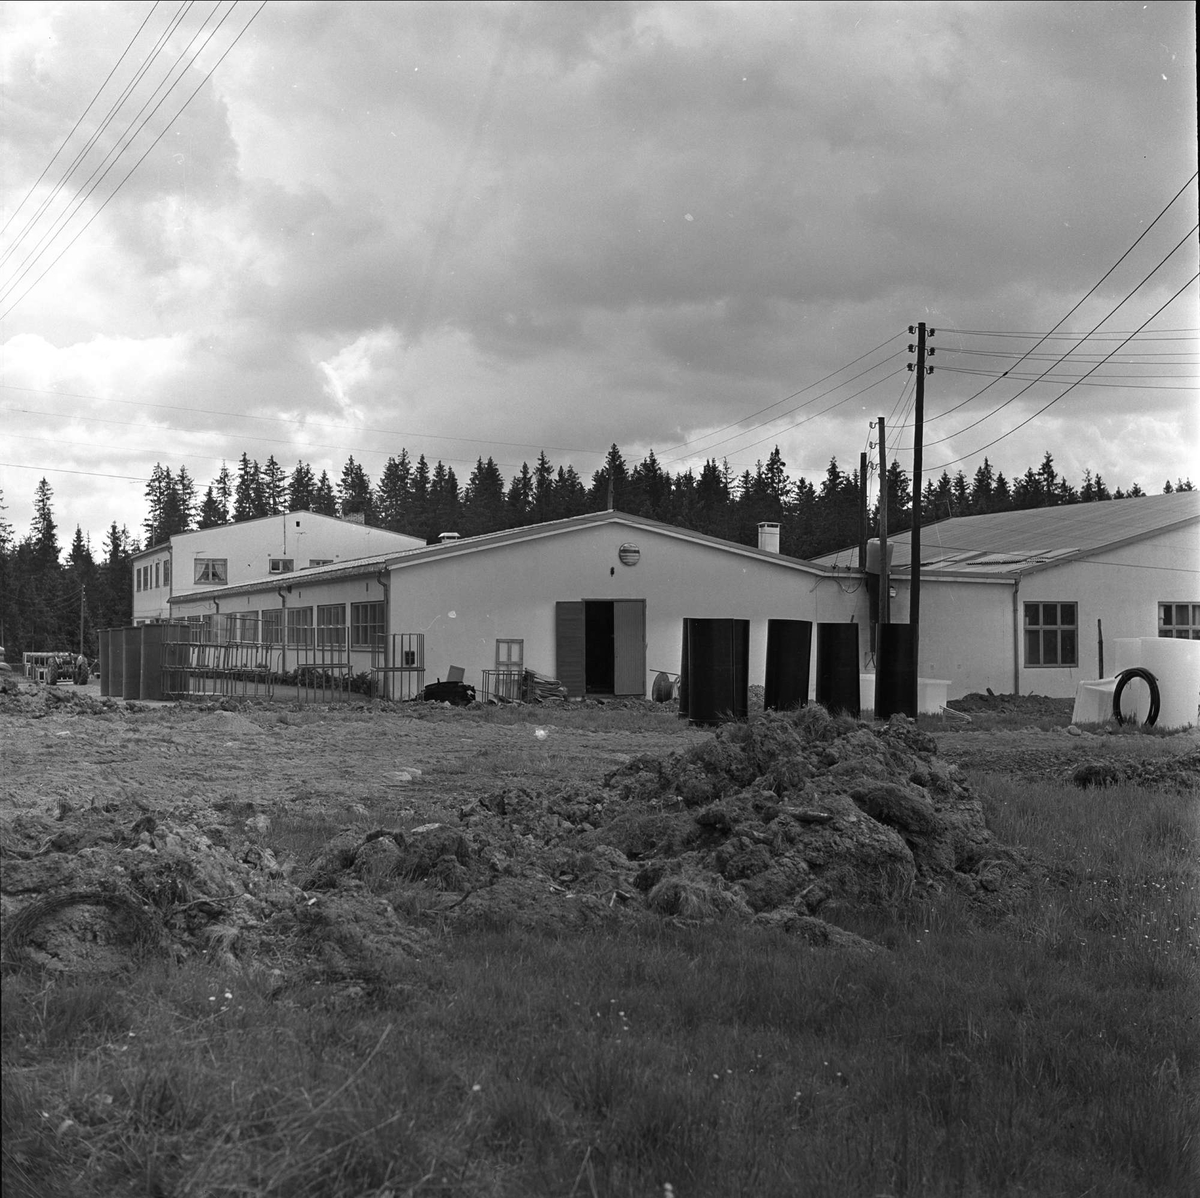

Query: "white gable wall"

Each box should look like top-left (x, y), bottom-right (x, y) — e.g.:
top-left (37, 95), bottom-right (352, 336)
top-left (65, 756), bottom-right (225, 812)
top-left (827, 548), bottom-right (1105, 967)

top-left (1015, 523), bottom-right (1200, 697)
top-left (389, 521), bottom-right (859, 693)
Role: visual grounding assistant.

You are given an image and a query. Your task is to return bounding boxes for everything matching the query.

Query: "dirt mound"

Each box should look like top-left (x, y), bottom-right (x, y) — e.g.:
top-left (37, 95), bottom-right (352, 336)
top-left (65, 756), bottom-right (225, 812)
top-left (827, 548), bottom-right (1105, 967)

top-left (0, 703), bottom-right (1035, 978)
top-left (947, 691), bottom-right (1073, 718)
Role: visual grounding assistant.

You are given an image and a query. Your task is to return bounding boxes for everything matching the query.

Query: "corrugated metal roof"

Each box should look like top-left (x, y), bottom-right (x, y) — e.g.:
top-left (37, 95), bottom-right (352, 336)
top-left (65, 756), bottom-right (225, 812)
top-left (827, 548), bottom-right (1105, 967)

top-left (815, 491), bottom-right (1200, 575)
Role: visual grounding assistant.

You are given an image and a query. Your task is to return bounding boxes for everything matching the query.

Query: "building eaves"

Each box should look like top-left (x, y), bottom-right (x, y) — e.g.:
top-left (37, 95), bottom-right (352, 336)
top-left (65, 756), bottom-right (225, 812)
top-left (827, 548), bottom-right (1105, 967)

top-left (380, 509), bottom-right (836, 577)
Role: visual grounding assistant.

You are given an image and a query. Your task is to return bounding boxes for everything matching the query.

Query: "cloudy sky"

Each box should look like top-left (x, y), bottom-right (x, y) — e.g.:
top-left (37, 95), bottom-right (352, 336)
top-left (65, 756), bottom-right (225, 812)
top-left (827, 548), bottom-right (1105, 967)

top-left (1, 0), bottom-right (1196, 550)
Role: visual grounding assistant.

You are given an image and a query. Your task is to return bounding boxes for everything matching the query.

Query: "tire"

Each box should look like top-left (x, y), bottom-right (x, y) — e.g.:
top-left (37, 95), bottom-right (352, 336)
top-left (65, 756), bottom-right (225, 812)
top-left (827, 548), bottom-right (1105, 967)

top-left (1112, 667), bottom-right (1160, 727)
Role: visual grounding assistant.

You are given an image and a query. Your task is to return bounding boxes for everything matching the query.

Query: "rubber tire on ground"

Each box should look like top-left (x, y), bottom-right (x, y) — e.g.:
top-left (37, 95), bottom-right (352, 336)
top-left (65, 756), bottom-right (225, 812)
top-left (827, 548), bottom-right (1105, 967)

top-left (1112, 666), bottom-right (1160, 727)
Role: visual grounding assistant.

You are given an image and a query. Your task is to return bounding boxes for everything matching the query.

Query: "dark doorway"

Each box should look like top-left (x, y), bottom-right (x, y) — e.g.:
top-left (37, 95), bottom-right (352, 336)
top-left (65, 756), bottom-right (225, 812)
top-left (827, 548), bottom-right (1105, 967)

top-left (555, 599), bottom-right (647, 698)
top-left (584, 601), bottom-right (615, 694)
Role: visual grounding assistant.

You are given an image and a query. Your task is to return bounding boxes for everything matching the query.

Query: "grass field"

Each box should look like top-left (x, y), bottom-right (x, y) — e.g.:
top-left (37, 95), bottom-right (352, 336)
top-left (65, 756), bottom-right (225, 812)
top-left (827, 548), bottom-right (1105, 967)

top-left (3, 746), bottom-right (1197, 1197)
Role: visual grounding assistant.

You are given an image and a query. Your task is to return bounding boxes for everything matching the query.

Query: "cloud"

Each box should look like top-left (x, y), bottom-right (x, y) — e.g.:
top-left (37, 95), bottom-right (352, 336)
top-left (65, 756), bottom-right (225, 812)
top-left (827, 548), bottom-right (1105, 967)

top-left (0, 0), bottom-right (1195, 545)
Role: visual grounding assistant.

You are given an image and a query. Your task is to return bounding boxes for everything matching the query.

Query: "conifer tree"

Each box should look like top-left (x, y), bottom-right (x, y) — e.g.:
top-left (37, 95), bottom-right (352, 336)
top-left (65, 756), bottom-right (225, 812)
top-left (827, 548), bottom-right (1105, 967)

top-left (312, 471), bottom-right (338, 516)
top-left (287, 461), bottom-right (317, 512)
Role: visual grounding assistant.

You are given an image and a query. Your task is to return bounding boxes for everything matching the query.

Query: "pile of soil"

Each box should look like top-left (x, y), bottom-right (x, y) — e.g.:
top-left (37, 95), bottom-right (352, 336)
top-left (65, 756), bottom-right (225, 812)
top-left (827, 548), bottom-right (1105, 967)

top-left (2, 694), bottom-right (1036, 980)
top-left (947, 691), bottom-right (1075, 717)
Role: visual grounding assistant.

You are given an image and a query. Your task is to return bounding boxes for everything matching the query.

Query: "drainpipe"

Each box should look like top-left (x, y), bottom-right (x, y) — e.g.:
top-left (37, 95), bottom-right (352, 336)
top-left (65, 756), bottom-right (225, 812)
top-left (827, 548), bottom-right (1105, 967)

top-left (376, 568), bottom-right (390, 699)
top-left (1011, 576), bottom-right (1021, 696)
top-left (277, 587), bottom-right (288, 674)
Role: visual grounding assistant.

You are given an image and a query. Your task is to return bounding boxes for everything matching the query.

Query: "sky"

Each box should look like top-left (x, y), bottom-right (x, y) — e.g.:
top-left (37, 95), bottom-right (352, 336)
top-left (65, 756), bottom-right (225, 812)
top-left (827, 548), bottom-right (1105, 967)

top-left (1, 0), bottom-right (1197, 554)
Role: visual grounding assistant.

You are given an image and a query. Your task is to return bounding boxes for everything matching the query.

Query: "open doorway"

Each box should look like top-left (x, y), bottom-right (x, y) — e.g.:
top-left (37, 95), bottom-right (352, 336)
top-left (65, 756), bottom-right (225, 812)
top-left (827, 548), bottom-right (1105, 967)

top-left (555, 599), bottom-right (646, 697)
top-left (584, 602), bottom-right (615, 694)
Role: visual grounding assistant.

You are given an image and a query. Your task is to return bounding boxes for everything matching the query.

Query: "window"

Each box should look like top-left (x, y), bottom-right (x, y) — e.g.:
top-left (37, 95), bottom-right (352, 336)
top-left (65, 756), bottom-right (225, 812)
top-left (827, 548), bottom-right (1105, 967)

top-left (350, 601), bottom-right (385, 649)
top-left (309, 558), bottom-right (333, 568)
top-left (229, 613), bottom-right (258, 642)
top-left (135, 567), bottom-right (143, 592)
top-left (286, 607), bottom-right (314, 647)
top-left (194, 558), bottom-right (228, 585)
top-left (260, 610), bottom-right (283, 646)
top-left (496, 639), bottom-right (524, 671)
top-left (316, 604), bottom-right (346, 648)
top-left (1024, 602), bottom-right (1077, 667)
top-left (269, 558), bottom-right (295, 574)
top-left (1159, 602), bottom-right (1200, 639)
top-left (154, 562), bottom-right (160, 589)
top-left (162, 559), bottom-right (171, 587)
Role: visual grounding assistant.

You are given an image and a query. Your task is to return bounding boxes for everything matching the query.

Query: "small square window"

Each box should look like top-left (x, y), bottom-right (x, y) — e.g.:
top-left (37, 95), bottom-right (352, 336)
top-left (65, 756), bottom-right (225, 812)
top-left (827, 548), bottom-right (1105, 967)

top-left (195, 558), bottom-right (228, 585)
top-left (269, 558), bottom-right (295, 574)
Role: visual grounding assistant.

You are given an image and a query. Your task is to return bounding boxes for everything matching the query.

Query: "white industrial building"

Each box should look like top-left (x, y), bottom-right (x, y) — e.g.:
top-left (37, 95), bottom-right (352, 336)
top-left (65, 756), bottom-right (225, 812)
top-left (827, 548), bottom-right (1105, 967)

top-left (131, 511), bottom-right (424, 624)
top-left (167, 512), bottom-right (858, 698)
top-left (817, 490), bottom-right (1200, 699)
top-left (158, 493), bottom-right (1199, 707)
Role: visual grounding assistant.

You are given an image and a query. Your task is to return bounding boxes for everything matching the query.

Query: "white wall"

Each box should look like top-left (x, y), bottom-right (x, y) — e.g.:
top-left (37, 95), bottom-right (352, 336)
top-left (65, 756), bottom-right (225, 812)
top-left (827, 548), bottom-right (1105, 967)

top-left (885, 575), bottom-right (1015, 699)
top-left (132, 514), bottom-right (422, 625)
top-left (387, 521), bottom-right (860, 693)
top-left (1016, 524), bottom-right (1200, 697)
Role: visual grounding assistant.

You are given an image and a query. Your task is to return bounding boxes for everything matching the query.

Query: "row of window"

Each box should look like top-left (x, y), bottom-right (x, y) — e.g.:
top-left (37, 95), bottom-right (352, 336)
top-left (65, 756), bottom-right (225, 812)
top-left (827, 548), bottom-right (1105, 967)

top-left (135, 560), bottom-right (171, 592)
top-left (188, 602), bottom-right (386, 648)
top-left (192, 557), bottom-right (334, 586)
top-left (1023, 601), bottom-right (1199, 667)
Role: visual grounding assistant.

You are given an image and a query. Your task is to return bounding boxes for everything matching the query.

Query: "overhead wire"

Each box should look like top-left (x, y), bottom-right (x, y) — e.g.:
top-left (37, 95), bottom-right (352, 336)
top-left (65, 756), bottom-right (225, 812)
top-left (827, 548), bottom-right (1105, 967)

top-left (659, 330), bottom-right (907, 457)
top-left (915, 173), bottom-right (1198, 429)
top-left (0, 1), bottom-right (266, 320)
top-left (0, 384), bottom-right (601, 457)
top-left (0, 1), bottom-right (197, 274)
top-left (928, 270), bottom-right (1200, 472)
top-left (0, 1), bottom-right (165, 243)
top-left (922, 220), bottom-right (1199, 445)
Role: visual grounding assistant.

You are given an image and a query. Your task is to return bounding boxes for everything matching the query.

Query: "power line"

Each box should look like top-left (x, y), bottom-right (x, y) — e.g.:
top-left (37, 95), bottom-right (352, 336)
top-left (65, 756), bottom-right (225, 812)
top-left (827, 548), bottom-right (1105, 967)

top-left (924, 221), bottom-right (1199, 445)
top-left (1, 1), bottom-right (197, 275)
top-left (915, 174), bottom-right (1197, 430)
top-left (928, 271), bottom-right (1200, 472)
top-left (662, 348), bottom-right (908, 466)
top-left (660, 331), bottom-right (907, 458)
top-left (0, 385), bottom-right (602, 456)
top-left (0, 1), bottom-right (266, 319)
top-left (0, 1), bottom-right (165, 243)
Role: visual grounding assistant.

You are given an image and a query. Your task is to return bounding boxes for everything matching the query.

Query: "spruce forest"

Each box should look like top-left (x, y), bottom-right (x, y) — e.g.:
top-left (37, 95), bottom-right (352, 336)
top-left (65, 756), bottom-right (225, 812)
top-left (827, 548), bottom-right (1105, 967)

top-left (1, 444), bottom-right (1193, 663)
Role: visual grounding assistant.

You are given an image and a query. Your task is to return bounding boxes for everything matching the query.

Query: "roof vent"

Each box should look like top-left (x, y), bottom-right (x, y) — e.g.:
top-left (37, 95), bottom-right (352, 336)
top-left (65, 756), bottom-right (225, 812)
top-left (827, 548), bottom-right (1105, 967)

top-left (341, 511), bottom-right (365, 524)
top-left (438, 532), bottom-right (461, 544)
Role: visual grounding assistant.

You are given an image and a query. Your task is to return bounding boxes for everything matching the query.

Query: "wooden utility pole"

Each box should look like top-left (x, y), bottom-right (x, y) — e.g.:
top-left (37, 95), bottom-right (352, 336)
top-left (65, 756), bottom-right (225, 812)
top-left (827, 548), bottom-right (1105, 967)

top-left (80, 586), bottom-right (86, 657)
top-left (878, 416), bottom-right (889, 625)
top-left (858, 451), bottom-right (868, 571)
top-left (908, 323), bottom-right (932, 701)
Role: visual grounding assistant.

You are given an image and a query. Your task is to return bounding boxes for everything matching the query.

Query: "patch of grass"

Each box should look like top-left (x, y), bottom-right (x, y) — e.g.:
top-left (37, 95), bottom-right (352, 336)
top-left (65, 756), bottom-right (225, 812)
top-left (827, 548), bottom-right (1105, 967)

top-left (4, 772), bottom-right (1196, 1197)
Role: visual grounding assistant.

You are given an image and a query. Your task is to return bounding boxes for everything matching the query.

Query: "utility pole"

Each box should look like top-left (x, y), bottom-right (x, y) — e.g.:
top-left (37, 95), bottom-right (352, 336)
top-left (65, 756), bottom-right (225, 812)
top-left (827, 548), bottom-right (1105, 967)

top-left (80, 585), bottom-right (86, 657)
top-left (877, 417), bottom-right (889, 626)
top-left (908, 323), bottom-right (934, 700)
top-left (858, 451), bottom-right (868, 571)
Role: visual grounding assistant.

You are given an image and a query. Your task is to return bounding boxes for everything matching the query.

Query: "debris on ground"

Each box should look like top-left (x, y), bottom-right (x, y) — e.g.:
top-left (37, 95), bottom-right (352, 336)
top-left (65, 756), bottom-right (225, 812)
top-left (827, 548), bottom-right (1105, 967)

top-left (3, 683), bottom-right (1195, 987)
top-left (947, 691), bottom-right (1075, 718)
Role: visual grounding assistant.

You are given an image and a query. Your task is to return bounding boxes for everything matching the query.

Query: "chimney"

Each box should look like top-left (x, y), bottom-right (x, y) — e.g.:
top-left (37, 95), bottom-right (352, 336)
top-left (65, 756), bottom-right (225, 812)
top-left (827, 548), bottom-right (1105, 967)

top-left (757, 522), bottom-right (780, 554)
top-left (341, 511), bottom-right (365, 524)
top-left (437, 532), bottom-right (461, 544)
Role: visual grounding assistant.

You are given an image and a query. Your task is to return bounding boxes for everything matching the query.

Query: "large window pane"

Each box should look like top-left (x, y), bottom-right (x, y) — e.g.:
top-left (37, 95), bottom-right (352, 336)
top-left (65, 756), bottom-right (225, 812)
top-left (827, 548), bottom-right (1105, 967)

top-left (1059, 603), bottom-right (1076, 626)
top-left (1042, 630), bottom-right (1059, 665)
top-left (1025, 630), bottom-right (1040, 665)
top-left (1060, 628), bottom-right (1076, 664)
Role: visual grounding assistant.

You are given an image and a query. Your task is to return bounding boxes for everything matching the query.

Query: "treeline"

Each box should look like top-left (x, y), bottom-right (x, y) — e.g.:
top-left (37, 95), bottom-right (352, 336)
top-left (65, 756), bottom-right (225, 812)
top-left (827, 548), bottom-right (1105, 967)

top-left (144, 446), bottom-right (1194, 555)
top-left (3, 447), bottom-right (1192, 660)
top-left (0, 481), bottom-right (136, 662)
